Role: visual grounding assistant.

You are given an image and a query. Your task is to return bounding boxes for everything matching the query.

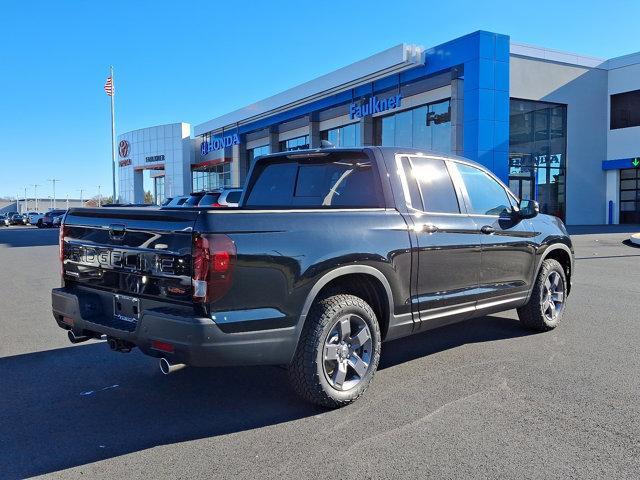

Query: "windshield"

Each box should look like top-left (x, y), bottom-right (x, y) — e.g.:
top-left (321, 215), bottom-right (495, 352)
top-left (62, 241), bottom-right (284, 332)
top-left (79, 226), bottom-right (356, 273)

top-left (198, 193), bottom-right (222, 206)
top-left (183, 193), bottom-right (205, 206)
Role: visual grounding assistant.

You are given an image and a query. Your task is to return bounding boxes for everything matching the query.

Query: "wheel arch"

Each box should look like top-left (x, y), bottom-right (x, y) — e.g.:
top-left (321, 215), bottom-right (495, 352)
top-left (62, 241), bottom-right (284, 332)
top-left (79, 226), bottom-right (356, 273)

top-left (539, 244), bottom-right (573, 294)
top-left (296, 266), bottom-right (394, 344)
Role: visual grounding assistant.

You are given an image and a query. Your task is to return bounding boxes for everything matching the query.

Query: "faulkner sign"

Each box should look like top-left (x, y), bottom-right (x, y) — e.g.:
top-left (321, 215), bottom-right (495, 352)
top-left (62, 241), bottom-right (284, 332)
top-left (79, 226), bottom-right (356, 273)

top-left (349, 94), bottom-right (402, 120)
top-left (201, 133), bottom-right (240, 155)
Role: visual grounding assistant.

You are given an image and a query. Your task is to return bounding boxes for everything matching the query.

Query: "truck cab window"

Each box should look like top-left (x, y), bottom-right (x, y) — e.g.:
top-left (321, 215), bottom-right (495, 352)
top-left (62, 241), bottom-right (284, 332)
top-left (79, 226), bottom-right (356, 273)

top-left (455, 162), bottom-right (512, 216)
top-left (246, 154), bottom-right (383, 208)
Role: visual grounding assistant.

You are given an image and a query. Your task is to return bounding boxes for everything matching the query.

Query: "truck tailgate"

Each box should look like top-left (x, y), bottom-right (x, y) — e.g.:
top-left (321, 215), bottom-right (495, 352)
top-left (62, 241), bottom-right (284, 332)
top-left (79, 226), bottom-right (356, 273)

top-left (61, 207), bottom-right (199, 303)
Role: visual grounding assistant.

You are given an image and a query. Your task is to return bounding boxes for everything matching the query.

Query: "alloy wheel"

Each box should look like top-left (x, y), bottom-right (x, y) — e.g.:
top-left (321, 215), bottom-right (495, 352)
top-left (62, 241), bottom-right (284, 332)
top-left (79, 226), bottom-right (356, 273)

top-left (323, 314), bottom-right (372, 391)
top-left (542, 270), bottom-right (565, 322)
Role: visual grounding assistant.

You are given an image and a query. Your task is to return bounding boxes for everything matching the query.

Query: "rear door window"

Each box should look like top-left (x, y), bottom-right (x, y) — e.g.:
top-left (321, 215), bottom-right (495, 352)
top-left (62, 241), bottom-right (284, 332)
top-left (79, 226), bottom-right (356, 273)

top-left (403, 157), bottom-right (460, 213)
top-left (245, 153), bottom-right (383, 208)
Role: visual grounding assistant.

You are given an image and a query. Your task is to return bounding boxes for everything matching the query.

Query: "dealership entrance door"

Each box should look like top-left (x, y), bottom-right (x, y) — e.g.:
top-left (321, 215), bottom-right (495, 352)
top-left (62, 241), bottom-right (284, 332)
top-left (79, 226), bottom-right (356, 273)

top-left (620, 168), bottom-right (640, 224)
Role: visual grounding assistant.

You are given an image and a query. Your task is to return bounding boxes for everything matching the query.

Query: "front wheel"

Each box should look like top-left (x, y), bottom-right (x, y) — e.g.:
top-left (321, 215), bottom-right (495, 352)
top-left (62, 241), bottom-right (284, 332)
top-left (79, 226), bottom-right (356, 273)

top-left (288, 294), bottom-right (381, 408)
top-left (517, 259), bottom-right (567, 331)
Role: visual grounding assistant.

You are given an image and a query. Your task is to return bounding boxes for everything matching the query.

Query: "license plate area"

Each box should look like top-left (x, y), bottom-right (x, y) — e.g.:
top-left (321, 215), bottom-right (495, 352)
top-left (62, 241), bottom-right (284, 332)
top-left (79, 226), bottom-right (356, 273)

top-left (113, 294), bottom-right (140, 325)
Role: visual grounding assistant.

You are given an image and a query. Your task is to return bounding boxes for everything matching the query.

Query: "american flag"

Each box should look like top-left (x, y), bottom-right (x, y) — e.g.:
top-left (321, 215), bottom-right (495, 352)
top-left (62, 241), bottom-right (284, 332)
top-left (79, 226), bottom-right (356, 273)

top-left (104, 76), bottom-right (114, 96)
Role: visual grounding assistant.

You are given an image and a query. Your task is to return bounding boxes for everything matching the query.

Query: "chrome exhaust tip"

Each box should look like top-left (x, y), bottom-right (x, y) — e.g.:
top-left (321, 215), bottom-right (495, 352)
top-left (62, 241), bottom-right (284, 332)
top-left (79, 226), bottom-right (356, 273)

top-left (159, 358), bottom-right (186, 375)
top-left (68, 330), bottom-right (90, 344)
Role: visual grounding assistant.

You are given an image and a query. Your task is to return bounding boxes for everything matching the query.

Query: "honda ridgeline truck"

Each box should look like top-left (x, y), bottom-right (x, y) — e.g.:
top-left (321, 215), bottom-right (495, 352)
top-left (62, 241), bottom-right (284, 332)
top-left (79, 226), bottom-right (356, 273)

top-left (52, 147), bottom-right (573, 407)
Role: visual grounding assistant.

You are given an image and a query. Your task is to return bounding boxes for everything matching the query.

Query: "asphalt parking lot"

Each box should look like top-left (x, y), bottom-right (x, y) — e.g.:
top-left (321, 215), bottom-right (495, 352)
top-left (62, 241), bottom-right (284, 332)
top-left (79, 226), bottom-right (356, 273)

top-left (1, 225), bottom-right (639, 479)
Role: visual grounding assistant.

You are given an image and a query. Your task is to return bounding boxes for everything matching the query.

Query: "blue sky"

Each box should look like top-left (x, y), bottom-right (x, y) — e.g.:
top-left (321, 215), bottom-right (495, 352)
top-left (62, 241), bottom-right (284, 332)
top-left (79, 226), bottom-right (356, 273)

top-left (0, 0), bottom-right (638, 200)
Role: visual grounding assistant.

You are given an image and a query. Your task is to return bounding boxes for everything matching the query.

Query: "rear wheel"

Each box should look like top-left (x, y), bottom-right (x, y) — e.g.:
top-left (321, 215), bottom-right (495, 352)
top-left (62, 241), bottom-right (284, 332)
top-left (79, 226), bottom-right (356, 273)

top-left (288, 294), bottom-right (381, 408)
top-left (517, 259), bottom-right (567, 331)
top-left (36, 219), bottom-right (43, 228)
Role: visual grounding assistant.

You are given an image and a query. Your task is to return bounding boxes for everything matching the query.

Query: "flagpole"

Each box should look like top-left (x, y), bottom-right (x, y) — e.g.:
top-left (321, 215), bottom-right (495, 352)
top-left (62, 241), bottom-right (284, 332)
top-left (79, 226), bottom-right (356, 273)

top-left (110, 65), bottom-right (117, 202)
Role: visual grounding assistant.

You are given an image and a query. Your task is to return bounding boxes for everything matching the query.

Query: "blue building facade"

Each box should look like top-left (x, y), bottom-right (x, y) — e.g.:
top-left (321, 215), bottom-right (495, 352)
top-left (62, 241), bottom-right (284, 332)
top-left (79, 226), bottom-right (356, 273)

top-left (185, 30), bottom-right (640, 225)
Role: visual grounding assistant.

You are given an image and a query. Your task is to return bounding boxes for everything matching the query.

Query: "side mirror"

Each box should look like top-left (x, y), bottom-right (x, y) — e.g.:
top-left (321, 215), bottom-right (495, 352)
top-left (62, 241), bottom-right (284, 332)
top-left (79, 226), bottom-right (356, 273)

top-left (517, 199), bottom-right (539, 219)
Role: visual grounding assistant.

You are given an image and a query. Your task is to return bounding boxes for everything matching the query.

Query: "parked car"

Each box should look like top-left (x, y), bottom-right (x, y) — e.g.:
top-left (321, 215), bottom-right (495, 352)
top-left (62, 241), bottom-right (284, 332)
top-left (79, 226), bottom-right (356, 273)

top-left (0, 213), bottom-right (7, 226)
top-left (25, 211), bottom-right (44, 225)
top-left (52, 147), bottom-right (574, 408)
top-left (190, 188), bottom-right (243, 208)
top-left (217, 188), bottom-right (242, 207)
top-left (2, 211), bottom-right (18, 226)
top-left (39, 209), bottom-right (66, 228)
top-left (9, 213), bottom-right (24, 225)
top-left (179, 191), bottom-right (207, 207)
top-left (162, 196), bottom-right (189, 208)
top-left (52, 214), bottom-right (64, 227)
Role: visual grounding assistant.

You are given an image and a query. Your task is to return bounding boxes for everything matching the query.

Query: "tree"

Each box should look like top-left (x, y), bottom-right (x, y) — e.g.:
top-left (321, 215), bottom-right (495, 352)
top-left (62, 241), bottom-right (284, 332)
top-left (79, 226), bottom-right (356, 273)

top-left (84, 195), bottom-right (113, 207)
top-left (144, 190), bottom-right (154, 204)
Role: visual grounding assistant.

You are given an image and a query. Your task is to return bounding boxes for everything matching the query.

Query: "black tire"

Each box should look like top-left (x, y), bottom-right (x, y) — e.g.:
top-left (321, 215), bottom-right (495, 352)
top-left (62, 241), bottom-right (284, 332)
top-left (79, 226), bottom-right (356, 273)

top-left (288, 294), bottom-right (381, 408)
top-left (517, 259), bottom-right (567, 331)
top-left (36, 220), bottom-right (43, 228)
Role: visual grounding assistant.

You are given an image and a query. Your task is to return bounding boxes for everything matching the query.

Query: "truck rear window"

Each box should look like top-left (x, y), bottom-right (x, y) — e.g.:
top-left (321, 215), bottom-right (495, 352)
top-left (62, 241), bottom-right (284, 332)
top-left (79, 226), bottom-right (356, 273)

top-left (245, 153), bottom-right (383, 208)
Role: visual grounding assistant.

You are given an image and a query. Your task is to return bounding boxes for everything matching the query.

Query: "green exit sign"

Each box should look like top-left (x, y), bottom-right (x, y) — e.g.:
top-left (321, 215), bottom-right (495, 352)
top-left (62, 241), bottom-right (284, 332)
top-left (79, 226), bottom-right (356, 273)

top-left (633, 158), bottom-right (640, 168)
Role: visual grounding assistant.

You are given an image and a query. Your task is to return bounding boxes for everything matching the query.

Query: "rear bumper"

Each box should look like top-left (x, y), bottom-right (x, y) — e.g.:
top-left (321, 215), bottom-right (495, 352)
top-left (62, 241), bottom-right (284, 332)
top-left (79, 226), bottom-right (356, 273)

top-left (52, 287), bottom-right (299, 367)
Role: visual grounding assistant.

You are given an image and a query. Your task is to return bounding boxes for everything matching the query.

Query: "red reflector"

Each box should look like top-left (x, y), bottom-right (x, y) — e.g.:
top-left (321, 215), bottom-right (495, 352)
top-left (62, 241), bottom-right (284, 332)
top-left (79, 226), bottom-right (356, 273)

top-left (62, 316), bottom-right (74, 326)
top-left (151, 340), bottom-right (175, 353)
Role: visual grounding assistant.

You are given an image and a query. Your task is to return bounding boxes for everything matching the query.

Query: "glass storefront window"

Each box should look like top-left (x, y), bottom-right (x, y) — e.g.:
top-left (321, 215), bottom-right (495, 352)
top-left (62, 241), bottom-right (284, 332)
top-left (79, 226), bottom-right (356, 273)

top-left (375, 99), bottom-right (451, 154)
top-left (191, 163), bottom-right (232, 192)
top-left (509, 99), bottom-right (567, 220)
top-left (280, 135), bottom-right (309, 151)
top-left (154, 176), bottom-right (165, 205)
top-left (619, 168), bottom-right (640, 224)
top-left (320, 123), bottom-right (361, 147)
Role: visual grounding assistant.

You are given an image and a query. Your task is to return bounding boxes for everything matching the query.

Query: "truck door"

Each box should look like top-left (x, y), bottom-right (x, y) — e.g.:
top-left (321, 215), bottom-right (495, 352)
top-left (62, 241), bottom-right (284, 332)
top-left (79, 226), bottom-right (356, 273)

top-left (397, 155), bottom-right (482, 331)
top-left (450, 161), bottom-right (536, 310)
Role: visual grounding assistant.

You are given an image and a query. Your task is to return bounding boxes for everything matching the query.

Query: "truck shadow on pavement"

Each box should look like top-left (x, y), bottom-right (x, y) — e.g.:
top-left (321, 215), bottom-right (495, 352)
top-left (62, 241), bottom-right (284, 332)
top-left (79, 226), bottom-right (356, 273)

top-left (0, 314), bottom-right (532, 479)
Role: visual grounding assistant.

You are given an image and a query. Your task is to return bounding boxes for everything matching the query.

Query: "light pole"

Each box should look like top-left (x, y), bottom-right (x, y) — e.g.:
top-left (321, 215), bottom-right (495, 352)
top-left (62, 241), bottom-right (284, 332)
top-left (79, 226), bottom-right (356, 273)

top-left (66, 194), bottom-right (69, 209)
top-left (97, 185), bottom-right (102, 207)
top-left (23, 186), bottom-right (28, 212)
top-left (48, 179), bottom-right (61, 209)
top-left (78, 189), bottom-right (85, 207)
top-left (32, 184), bottom-right (40, 211)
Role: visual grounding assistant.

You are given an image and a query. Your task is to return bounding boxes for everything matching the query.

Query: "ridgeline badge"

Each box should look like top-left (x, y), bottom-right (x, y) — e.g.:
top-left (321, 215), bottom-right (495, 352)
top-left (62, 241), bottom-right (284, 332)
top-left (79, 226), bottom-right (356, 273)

top-left (201, 133), bottom-right (240, 155)
top-left (349, 94), bottom-right (402, 120)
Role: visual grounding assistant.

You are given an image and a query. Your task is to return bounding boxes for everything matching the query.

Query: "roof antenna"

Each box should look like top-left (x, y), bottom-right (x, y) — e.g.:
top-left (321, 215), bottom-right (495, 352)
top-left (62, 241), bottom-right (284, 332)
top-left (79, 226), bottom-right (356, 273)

top-left (320, 139), bottom-right (335, 148)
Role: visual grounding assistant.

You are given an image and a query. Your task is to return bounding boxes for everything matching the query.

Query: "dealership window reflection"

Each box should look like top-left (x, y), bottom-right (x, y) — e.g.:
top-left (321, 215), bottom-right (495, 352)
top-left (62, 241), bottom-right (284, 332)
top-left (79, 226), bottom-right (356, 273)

top-left (375, 99), bottom-right (451, 153)
top-left (280, 135), bottom-right (309, 151)
top-left (321, 123), bottom-right (361, 147)
top-left (509, 99), bottom-right (567, 220)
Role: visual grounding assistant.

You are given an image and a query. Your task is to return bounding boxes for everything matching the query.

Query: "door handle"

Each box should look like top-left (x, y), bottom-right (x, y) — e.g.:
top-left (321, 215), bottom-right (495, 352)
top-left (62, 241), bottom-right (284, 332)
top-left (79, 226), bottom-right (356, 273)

top-left (480, 225), bottom-right (495, 235)
top-left (422, 224), bottom-right (438, 234)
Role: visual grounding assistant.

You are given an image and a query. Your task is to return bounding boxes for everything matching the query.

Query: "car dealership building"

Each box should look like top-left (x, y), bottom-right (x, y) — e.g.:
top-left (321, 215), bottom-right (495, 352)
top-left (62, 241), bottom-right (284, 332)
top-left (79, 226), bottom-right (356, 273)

top-left (118, 30), bottom-right (640, 225)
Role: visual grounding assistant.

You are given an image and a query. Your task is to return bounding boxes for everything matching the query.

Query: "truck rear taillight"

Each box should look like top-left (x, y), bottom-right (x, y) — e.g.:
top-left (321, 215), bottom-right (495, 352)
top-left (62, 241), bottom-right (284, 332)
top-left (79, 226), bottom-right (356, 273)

top-left (192, 234), bottom-right (236, 303)
top-left (59, 225), bottom-right (67, 284)
top-left (59, 225), bottom-right (65, 262)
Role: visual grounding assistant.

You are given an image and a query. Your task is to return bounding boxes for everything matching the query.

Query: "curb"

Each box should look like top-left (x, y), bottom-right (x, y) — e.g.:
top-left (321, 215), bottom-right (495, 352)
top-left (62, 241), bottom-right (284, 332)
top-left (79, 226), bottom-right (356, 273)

top-left (631, 233), bottom-right (640, 246)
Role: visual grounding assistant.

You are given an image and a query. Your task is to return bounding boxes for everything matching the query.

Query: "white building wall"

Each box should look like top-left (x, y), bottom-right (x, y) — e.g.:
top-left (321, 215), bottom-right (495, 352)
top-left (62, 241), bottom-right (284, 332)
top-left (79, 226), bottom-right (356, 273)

top-left (117, 123), bottom-right (191, 203)
top-left (606, 54), bottom-right (640, 160)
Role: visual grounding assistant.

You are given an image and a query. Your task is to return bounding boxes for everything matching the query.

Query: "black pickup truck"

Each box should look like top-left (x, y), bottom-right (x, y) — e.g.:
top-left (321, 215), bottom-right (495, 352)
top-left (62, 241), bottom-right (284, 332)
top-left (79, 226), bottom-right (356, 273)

top-left (52, 147), bottom-right (573, 407)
